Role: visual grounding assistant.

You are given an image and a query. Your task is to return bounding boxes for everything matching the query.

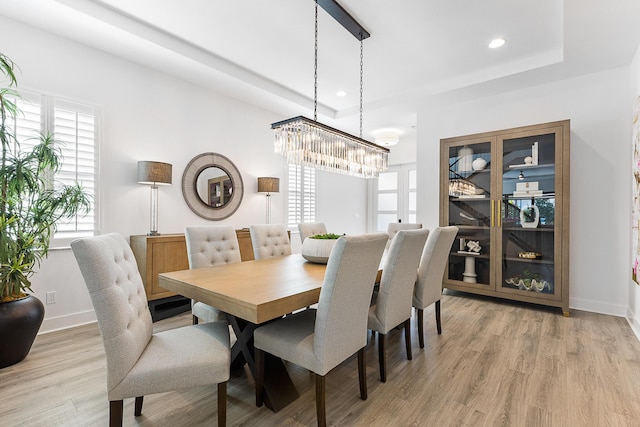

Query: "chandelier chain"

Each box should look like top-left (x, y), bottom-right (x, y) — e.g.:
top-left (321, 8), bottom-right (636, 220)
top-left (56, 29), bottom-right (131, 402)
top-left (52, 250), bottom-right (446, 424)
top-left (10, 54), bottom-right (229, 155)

top-left (359, 38), bottom-right (364, 138)
top-left (314, 0), bottom-right (318, 121)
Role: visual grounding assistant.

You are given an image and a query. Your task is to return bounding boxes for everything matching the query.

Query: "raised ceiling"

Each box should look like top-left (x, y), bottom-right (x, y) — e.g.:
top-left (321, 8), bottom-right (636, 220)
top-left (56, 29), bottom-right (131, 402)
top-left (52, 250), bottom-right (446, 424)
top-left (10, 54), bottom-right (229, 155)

top-left (2, 0), bottom-right (640, 145)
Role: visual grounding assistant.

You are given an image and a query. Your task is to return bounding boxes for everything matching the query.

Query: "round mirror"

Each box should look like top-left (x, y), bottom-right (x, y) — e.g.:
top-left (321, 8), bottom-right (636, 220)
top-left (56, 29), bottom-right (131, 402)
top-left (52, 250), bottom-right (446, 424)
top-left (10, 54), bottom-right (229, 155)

top-left (196, 166), bottom-right (233, 208)
top-left (182, 153), bottom-right (243, 220)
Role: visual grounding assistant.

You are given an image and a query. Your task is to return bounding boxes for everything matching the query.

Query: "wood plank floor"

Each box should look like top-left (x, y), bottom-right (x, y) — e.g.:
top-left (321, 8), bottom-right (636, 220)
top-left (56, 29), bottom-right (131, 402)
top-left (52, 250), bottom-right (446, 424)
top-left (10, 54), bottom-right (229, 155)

top-left (3, 291), bottom-right (640, 426)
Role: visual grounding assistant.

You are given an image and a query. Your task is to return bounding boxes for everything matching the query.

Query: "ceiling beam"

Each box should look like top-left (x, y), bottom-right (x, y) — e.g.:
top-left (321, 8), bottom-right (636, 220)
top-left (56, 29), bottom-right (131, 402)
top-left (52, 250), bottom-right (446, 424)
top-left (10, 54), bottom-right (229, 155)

top-left (316, 0), bottom-right (370, 41)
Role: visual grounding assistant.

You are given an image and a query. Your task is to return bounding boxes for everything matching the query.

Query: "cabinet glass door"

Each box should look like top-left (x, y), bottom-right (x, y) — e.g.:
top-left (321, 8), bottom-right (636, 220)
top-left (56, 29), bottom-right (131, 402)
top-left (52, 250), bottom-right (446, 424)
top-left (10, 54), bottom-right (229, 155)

top-left (444, 138), bottom-right (494, 288)
top-left (498, 129), bottom-right (561, 300)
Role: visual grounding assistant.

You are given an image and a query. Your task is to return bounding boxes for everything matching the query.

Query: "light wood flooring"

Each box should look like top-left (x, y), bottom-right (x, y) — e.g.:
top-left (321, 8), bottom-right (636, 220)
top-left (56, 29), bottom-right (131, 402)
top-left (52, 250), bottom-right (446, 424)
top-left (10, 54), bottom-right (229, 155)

top-left (2, 291), bottom-right (640, 426)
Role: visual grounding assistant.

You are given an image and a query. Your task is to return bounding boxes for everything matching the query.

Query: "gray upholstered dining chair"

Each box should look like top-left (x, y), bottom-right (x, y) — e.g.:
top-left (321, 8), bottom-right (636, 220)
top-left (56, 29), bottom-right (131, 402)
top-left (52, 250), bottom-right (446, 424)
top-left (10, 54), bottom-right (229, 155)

top-left (413, 226), bottom-right (458, 348)
top-left (185, 225), bottom-right (242, 325)
top-left (71, 233), bottom-right (230, 427)
top-left (298, 222), bottom-right (327, 243)
top-left (254, 233), bottom-right (388, 427)
top-left (249, 224), bottom-right (292, 259)
top-left (386, 222), bottom-right (423, 249)
top-left (368, 228), bottom-right (429, 382)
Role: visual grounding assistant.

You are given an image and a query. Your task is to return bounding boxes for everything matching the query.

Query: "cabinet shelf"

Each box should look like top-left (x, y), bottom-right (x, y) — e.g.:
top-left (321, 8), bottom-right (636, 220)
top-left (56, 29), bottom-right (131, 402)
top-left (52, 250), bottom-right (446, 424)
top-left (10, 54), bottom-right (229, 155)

top-left (502, 226), bottom-right (554, 232)
top-left (450, 197), bottom-right (489, 201)
top-left (450, 252), bottom-right (490, 260)
top-left (503, 256), bottom-right (554, 265)
top-left (504, 193), bottom-right (556, 200)
top-left (507, 163), bottom-right (554, 169)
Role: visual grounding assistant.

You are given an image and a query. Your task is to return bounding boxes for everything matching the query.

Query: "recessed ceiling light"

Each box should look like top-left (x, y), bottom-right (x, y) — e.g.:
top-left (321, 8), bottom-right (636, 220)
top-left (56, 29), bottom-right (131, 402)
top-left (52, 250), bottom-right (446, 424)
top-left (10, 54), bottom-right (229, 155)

top-left (336, 90), bottom-right (346, 97)
top-left (489, 38), bottom-right (506, 49)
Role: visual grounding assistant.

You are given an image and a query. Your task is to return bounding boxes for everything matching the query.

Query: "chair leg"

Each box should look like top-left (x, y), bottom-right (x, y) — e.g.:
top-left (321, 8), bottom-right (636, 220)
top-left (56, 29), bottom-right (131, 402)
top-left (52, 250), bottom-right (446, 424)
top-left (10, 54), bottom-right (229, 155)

top-left (134, 396), bottom-right (143, 416)
top-left (315, 373), bottom-right (326, 427)
top-left (255, 348), bottom-right (265, 407)
top-left (404, 319), bottom-right (412, 361)
top-left (417, 308), bottom-right (425, 348)
top-left (192, 314), bottom-right (199, 325)
top-left (358, 347), bottom-right (367, 400)
top-left (378, 333), bottom-right (386, 383)
top-left (435, 300), bottom-right (442, 334)
top-left (218, 382), bottom-right (227, 427)
top-left (109, 400), bottom-right (123, 427)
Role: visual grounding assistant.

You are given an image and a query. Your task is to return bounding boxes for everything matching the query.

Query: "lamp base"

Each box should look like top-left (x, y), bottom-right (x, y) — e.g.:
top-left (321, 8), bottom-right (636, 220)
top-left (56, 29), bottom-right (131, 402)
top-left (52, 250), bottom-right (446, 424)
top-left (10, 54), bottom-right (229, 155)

top-left (147, 231), bottom-right (161, 236)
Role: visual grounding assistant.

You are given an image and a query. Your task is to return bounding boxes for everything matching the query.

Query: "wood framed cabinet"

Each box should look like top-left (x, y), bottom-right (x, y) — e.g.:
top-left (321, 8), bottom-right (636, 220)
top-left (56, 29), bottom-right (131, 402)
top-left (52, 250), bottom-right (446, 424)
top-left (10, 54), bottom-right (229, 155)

top-left (130, 229), bottom-right (260, 301)
top-left (440, 120), bottom-right (570, 315)
top-left (130, 234), bottom-right (190, 301)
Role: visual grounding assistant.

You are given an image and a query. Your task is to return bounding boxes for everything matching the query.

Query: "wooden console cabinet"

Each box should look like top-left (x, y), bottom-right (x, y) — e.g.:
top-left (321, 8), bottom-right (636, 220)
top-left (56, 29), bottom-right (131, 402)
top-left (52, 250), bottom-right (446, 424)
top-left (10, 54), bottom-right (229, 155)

top-left (130, 229), bottom-right (257, 301)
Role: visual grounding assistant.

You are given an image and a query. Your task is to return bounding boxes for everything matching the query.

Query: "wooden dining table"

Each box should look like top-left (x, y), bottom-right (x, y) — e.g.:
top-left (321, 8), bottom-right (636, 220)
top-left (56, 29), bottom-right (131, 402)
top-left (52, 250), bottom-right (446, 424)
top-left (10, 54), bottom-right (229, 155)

top-left (158, 254), bottom-right (328, 412)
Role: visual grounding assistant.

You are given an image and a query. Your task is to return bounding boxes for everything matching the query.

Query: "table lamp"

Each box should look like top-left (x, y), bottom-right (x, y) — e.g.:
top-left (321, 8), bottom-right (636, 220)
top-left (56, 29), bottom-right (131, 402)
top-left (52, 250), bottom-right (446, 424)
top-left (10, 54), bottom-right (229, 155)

top-left (257, 177), bottom-right (279, 224)
top-left (137, 161), bottom-right (172, 235)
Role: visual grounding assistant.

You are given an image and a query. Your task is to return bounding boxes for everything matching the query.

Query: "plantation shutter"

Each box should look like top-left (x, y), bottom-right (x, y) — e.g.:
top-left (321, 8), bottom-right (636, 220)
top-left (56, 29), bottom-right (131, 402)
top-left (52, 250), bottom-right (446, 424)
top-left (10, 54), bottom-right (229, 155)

top-left (10, 94), bottom-right (41, 151)
top-left (52, 99), bottom-right (97, 240)
top-left (287, 163), bottom-right (315, 228)
top-left (6, 92), bottom-right (98, 245)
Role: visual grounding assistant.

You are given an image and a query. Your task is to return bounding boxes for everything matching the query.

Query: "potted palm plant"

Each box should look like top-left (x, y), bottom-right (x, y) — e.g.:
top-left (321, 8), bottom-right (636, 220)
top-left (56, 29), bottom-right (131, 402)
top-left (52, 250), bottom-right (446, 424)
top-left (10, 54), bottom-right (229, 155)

top-left (0, 53), bottom-right (91, 368)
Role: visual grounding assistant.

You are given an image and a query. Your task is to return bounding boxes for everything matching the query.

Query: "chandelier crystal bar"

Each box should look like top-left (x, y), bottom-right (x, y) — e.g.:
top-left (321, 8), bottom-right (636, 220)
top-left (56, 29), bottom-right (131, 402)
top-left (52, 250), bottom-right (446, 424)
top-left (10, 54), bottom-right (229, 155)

top-left (272, 116), bottom-right (389, 178)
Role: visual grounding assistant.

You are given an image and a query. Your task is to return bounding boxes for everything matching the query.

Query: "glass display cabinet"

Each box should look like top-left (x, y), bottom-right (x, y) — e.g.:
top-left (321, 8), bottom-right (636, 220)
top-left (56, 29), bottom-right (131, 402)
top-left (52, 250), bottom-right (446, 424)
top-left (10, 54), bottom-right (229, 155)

top-left (440, 120), bottom-right (570, 316)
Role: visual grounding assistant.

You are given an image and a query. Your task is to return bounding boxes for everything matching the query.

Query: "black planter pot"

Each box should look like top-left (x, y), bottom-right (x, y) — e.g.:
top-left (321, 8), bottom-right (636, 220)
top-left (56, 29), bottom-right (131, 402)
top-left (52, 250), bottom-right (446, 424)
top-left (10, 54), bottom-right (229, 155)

top-left (0, 295), bottom-right (45, 369)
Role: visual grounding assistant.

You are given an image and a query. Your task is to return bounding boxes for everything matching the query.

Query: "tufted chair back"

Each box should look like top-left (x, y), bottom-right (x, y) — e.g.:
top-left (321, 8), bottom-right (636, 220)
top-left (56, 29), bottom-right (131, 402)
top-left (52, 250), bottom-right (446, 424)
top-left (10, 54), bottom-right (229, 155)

top-left (386, 222), bottom-right (423, 250)
top-left (371, 229), bottom-right (429, 334)
top-left (249, 224), bottom-right (292, 259)
top-left (71, 233), bottom-right (153, 393)
top-left (298, 222), bottom-right (327, 243)
top-left (185, 225), bottom-right (241, 324)
top-left (414, 226), bottom-right (459, 309)
top-left (313, 233), bottom-right (388, 372)
top-left (185, 225), bottom-right (241, 268)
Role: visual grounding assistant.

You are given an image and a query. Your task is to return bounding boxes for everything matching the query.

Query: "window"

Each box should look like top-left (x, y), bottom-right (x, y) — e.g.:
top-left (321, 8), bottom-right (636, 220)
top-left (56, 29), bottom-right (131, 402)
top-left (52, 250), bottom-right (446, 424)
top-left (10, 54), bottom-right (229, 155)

top-left (10, 92), bottom-right (98, 246)
top-left (373, 163), bottom-right (417, 231)
top-left (287, 164), bottom-right (315, 228)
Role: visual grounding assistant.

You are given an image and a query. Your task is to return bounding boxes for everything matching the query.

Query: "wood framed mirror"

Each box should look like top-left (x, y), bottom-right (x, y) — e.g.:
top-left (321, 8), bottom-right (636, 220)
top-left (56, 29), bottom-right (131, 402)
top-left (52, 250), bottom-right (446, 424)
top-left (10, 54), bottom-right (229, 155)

top-left (182, 152), bottom-right (244, 220)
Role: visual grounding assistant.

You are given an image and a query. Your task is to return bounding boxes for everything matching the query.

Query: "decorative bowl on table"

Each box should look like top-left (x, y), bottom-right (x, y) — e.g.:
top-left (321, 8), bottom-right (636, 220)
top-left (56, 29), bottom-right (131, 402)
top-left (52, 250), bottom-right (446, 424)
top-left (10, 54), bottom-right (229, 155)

top-left (301, 233), bottom-right (341, 264)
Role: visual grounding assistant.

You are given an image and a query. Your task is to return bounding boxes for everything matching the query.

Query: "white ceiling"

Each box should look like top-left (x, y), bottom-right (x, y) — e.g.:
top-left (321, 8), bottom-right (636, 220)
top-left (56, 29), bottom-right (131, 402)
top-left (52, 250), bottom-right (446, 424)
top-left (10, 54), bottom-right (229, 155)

top-left (2, 0), bottom-right (640, 146)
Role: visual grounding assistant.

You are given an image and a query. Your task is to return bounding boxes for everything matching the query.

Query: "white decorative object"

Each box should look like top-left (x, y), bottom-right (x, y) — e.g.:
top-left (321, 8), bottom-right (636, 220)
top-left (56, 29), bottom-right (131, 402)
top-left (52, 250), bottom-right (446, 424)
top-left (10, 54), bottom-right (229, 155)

top-left (301, 237), bottom-right (338, 264)
top-left (472, 157), bottom-right (487, 171)
top-left (463, 256), bottom-right (477, 283)
top-left (516, 182), bottom-right (538, 191)
top-left (457, 146), bottom-right (473, 172)
top-left (524, 156), bottom-right (533, 165)
top-left (466, 240), bottom-right (481, 253)
top-left (520, 205), bottom-right (540, 228)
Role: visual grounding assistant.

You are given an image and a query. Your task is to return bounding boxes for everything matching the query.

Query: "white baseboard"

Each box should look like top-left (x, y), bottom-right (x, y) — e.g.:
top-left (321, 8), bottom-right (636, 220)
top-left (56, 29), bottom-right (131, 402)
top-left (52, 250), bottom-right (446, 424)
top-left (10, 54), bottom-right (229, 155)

top-left (569, 297), bottom-right (627, 317)
top-left (627, 307), bottom-right (640, 341)
top-left (39, 309), bottom-right (97, 334)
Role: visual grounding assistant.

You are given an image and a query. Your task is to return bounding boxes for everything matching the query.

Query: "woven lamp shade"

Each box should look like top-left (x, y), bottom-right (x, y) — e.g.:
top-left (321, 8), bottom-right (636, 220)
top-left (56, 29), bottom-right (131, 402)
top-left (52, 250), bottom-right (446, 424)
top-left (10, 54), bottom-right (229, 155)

top-left (137, 161), bottom-right (172, 185)
top-left (257, 177), bottom-right (279, 193)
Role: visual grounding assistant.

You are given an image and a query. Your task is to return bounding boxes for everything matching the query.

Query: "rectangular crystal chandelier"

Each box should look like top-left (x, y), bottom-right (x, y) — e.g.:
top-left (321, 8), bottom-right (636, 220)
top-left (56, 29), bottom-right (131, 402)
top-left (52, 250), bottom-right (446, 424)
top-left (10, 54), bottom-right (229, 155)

top-left (272, 1), bottom-right (389, 179)
top-left (272, 116), bottom-right (389, 179)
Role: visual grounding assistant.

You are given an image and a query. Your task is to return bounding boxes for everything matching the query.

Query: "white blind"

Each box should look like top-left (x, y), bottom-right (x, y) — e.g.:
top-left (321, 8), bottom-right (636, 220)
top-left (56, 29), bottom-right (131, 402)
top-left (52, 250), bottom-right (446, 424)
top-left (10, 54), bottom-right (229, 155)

top-left (11, 94), bottom-right (41, 152)
top-left (7, 93), bottom-right (98, 244)
top-left (287, 164), bottom-right (315, 228)
top-left (52, 100), bottom-right (97, 238)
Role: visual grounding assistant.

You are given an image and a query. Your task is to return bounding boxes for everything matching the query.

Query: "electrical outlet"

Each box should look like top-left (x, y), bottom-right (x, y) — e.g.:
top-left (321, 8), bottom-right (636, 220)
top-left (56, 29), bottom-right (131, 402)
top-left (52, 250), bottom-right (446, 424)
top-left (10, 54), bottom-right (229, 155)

top-left (46, 291), bottom-right (56, 304)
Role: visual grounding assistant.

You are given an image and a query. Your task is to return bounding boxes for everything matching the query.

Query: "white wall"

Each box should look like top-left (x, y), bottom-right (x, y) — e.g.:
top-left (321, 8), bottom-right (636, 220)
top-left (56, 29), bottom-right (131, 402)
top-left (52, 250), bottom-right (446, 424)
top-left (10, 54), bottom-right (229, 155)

top-left (0, 16), bottom-right (369, 332)
top-left (628, 44), bottom-right (640, 337)
top-left (417, 67), bottom-right (632, 316)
